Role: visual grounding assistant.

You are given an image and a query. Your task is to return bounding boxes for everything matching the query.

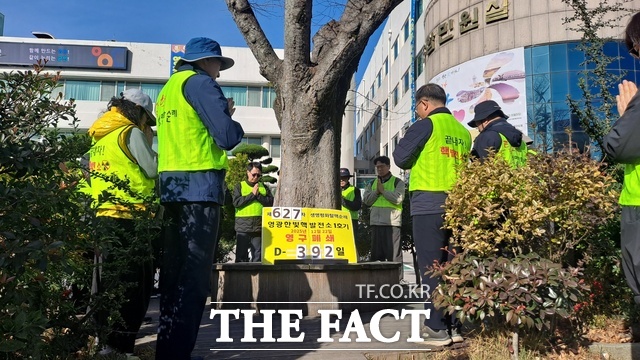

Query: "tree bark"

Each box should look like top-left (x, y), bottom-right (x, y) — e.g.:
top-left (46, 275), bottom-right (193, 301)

top-left (226, 0), bottom-right (403, 208)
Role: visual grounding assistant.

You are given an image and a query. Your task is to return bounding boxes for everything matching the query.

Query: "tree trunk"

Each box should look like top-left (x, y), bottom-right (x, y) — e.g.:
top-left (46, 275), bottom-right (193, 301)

top-left (226, 0), bottom-right (403, 208)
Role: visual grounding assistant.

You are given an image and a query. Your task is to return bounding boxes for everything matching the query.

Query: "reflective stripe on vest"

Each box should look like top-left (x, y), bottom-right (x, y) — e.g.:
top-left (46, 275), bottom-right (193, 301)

top-left (372, 176), bottom-right (402, 210)
top-left (497, 133), bottom-right (528, 168)
top-left (156, 70), bottom-right (229, 172)
top-left (235, 181), bottom-right (267, 217)
top-left (409, 113), bottom-right (471, 192)
top-left (621, 163), bottom-right (640, 206)
top-left (89, 126), bottom-right (155, 216)
top-left (341, 185), bottom-right (359, 220)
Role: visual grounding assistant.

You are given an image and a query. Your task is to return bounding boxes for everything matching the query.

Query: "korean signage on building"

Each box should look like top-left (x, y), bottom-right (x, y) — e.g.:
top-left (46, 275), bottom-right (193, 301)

top-left (426, 0), bottom-right (510, 56)
top-left (0, 41), bottom-right (128, 70)
top-left (170, 44), bottom-right (185, 74)
top-left (262, 207), bottom-right (358, 264)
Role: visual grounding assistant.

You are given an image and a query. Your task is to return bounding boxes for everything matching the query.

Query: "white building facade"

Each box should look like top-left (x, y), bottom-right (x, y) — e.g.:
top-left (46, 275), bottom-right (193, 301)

top-left (0, 36), bottom-right (284, 171)
top-left (354, 0), bottom-right (427, 179)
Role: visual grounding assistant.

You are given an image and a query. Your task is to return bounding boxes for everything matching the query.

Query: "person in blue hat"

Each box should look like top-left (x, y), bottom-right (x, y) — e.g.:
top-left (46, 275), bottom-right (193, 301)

top-left (154, 37), bottom-right (244, 359)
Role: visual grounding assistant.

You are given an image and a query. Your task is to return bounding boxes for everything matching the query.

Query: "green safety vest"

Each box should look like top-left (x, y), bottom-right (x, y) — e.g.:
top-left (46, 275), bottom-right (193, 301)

top-left (156, 70), bottom-right (229, 172)
top-left (409, 113), bottom-right (471, 192)
top-left (621, 163), bottom-right (640, 206)
top-left (497, 133), bottom-right (528, 167)
top-left (89, 126), bottom-right (155, 218)
top-left (341, 185), bottom-right (359, 220)
top-left (371, 176), bottom-right (402, 210)
top-left (235, 181), bottom-right (267, 217)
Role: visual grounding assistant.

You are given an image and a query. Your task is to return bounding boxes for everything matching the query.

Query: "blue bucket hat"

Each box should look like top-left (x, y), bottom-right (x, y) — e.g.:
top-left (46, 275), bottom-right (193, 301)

top-left (176, 37), bottom-right (235, 70)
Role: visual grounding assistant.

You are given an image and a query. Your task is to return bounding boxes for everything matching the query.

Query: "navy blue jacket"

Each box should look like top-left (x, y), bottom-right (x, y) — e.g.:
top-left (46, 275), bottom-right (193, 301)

top-left (159, 63), bottom-right (244, 204)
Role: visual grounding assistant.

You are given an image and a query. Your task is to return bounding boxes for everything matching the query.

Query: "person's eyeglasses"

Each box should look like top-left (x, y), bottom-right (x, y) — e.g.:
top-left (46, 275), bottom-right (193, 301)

top-left (630, 44), bottom-right (640, 59)
top-left (250, 172), bottom-right (261, 177)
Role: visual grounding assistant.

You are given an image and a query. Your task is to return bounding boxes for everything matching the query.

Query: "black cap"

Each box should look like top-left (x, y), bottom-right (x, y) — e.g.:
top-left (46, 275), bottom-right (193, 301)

top-left (339, 168), bottom-right (353, 178)
top-left (467, 100), bottom-right (508, 128)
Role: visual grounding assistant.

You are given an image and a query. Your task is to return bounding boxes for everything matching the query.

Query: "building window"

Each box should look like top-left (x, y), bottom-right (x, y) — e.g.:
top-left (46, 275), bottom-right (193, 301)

top-left (403, 18), bottom-right (410, 42)
top-left (416, 0), bottom-right (424, 19)
top-left (262, 86), bottom-right (276, 108)
top-left (242, 136), bottom-right (262, 145)
top-left (100, 81), bottom-right (116, 101)
top-left (402, 69), bottom-right (410, 94)
top-left (376, 71), bottom-right (381, 88)
top-left (415, 48), bottom-right (425, 78)
top-left (247, 87), bottom-right (261, 107)
top-left (64, 80), bottom-right (100, 101)
top-left (392, 86), bottom-right (399, 107)
top-left (393, 39), bottom-right (399, 60)
top-left (370, 84), bottom-right (375, 98)
top-left (392, 134), bottom-right (398, 151)
top-left (383, 101), bottom-right (388, 119)
top-left (384, 144), bottom-right (388, 156)
top-left (221, 86), bottom-right (248, 106)
top-left (383, 58), bottom-right (388, 75)
top-left (270, 137), bottom-right (281, 158)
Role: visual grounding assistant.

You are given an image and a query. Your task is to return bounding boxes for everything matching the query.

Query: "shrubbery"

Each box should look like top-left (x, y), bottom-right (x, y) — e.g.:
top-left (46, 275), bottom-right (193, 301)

top-left (430, 151), bottom-right (621, 334)
top-left (0, 65), bottom-right (160, 358)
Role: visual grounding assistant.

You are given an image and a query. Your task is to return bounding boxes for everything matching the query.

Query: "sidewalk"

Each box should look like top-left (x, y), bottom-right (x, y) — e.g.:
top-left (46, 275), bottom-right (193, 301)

top-left (134, 251), bottom-right (439, 359)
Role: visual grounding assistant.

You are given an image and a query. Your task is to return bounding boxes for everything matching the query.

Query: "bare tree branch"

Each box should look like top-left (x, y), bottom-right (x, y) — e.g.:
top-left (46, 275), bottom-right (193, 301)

top-left (226, 0), bottom-right (283, 82)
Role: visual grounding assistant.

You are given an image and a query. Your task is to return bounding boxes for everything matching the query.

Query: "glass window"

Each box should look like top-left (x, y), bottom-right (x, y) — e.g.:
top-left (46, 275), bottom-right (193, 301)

top-left (568, 71), bottom-right (583, 99)
top-left (525, 76), bottom-right (533, 104)
top-left (403, 70), bottom-right (410, 94)
top-left (550, 72), bottom-right (569, 103)
top-left (221, 86), bottom-right (247, 106)
top-left (376, 71), bottom-right (381, 88)
top-left (549, 43), bottom-right (568, 72)
top-left (262, 87), bottom-right (276, 108)
top-left (125, 82), bottom-right (140, 90)
top-left (415, 49), bottom-right (424, 77)
top-left (384, 144), bottom-right (388, 156)
top-left (248, 87), bottom-right (261, 107)
top-left (531, 45), bottom-right (550, 74)
top-left (51, 81), bottom-right (64, 100)
top-left (621, 42), bottom-right (636, 71)
top-left (64, 80), bottom-right (100, 101)
top-left (382, 101), bottom-right (388, 119)
top-left (392, 135), bottom-right (398, 151)
top-left (141, 83), bottom-right (164, 102)
top-left (416, 0), bottom-right (423, 19)
top-left (567, 42), bottom-right (585, 71)
top-left (247, 136), bottom-right (262, 145)
top-left (403, 18), bottom-right (410, 42)
top-left (384, 58), bottom-right (388, 75)
top-left (393, 39), bottom-right (399, 59)
top-left (101, 81), bottom-right (116, 101)
top-left (604, 42), bottom-right (620, 70)
top-left (370, 84), bottom-right (375, 98)
top-left (531, 74), bottom-right (551, 103)
top-left (371, 118), bottom-right (376, 133)
top-left (116, 82), bottom-right (125, 97)
top-left (393, 86), bottom-right (399, 107)
top-left (270, 137), bottom-right (281, 158)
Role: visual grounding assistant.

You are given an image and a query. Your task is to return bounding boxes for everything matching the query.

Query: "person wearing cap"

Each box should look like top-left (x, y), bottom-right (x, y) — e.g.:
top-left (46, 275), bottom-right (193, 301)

top-left (87, 89), bottom-right (158, 357)
top-left (468, 100), bottom-right (528, 166)
top-left (363, 156), bottom-right (405, 278)
top-left (233, 162), bottom-right (274, 262)
top-left (340, 168), bottom-right (362, 243)
top-left (154, 37), bottom-right (244, 358)
top-left (393, 83), bottom-right (471, 347)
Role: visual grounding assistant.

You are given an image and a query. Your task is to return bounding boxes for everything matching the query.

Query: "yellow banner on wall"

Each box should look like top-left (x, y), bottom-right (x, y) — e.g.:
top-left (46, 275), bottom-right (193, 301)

top-left (261, 207), bottom-right (357, 264)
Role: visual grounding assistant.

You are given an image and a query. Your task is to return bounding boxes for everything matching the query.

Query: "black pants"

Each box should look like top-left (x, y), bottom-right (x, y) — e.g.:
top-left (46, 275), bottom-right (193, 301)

top-left (622, 206), bottom-right (640, 304)
top-left (95, 217), bottom-right (154, 353)
top-left (370, 225), bottom-right (403, 280)
top-left (156, 202), bottom-right (220, 360)
top-left (235, 231), bottom-right (261, 262)
top-left (412, 214), bottom-right (456, 331)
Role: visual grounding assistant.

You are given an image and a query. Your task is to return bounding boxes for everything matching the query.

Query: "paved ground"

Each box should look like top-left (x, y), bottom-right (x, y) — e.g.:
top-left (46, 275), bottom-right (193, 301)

top-left (135, 250), bottom-right (437, 360)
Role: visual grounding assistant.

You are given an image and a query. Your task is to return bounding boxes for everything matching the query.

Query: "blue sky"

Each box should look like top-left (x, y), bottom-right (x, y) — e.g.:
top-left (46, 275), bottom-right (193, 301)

top-left (1, 0), bottom-right (382, 82)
